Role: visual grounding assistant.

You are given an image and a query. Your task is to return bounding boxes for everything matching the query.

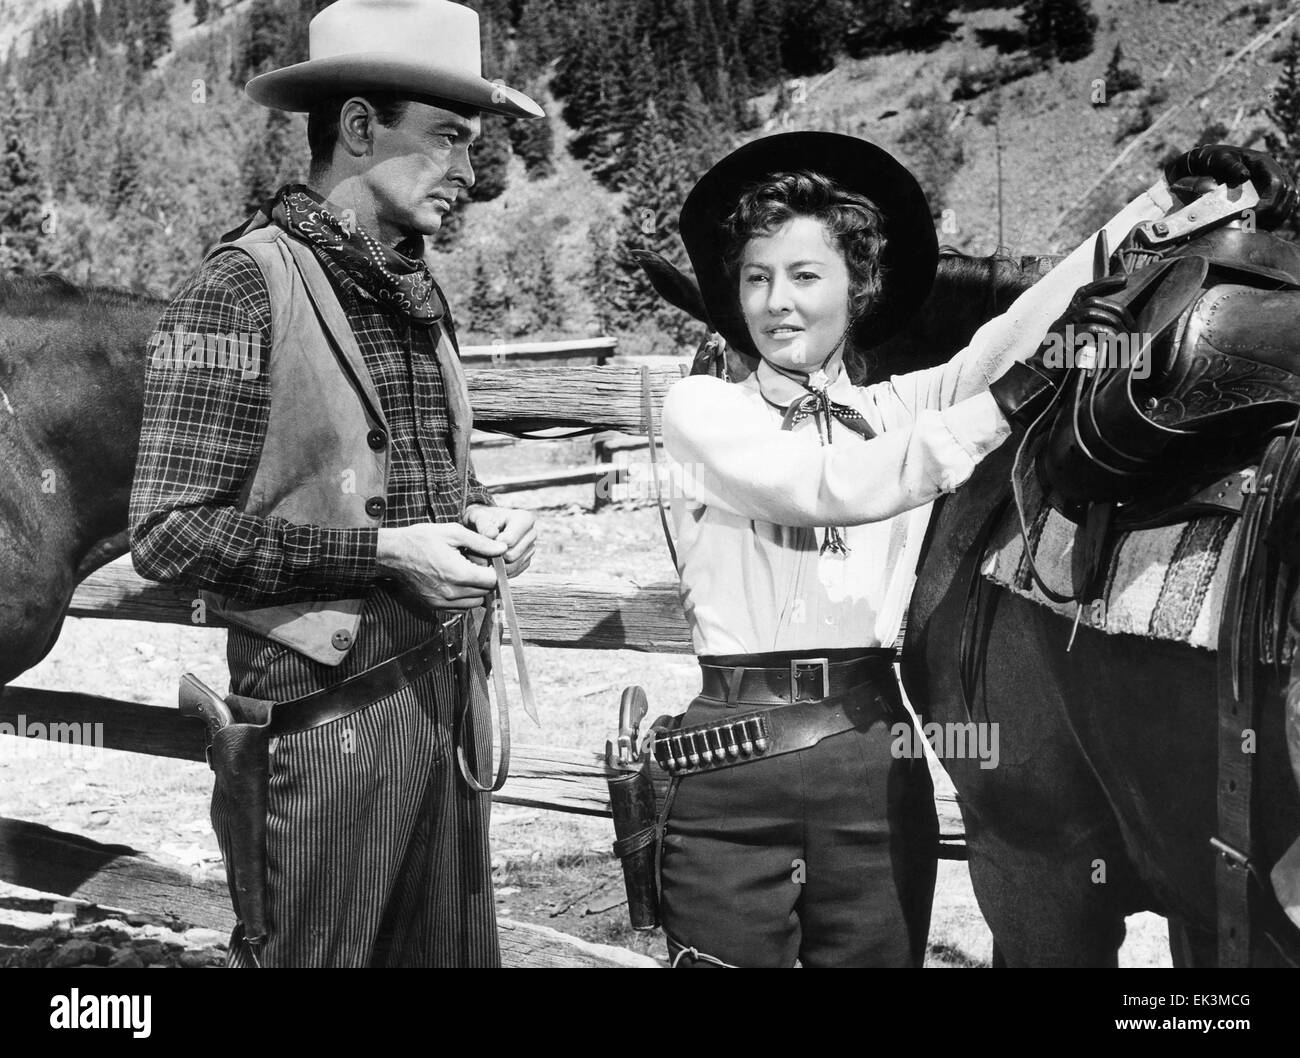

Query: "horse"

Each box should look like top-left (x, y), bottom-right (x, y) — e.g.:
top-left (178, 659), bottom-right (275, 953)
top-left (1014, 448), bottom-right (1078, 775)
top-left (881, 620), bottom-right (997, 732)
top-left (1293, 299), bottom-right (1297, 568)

top-left (634, 240), bottom-right (1300, 967)
top-left (0, 275), bottom-right (165, 686)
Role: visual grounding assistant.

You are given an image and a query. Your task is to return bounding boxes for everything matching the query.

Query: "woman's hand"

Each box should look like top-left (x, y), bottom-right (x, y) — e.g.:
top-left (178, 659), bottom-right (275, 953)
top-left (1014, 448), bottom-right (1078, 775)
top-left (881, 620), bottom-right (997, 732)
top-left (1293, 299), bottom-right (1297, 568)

top-left (1162, 144), bottom-right (1298, 230)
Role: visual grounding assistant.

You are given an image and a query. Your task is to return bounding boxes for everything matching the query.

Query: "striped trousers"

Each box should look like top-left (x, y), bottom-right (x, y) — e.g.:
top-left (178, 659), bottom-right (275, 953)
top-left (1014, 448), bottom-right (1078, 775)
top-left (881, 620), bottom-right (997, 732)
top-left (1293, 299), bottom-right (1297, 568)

top-left (210, 589), bottom-right (499, 967)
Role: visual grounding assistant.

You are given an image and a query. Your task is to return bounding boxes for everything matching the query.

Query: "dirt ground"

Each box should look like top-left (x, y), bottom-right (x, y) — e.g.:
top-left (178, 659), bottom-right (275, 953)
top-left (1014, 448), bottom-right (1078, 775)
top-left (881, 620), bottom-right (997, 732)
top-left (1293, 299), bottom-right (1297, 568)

top-left (0, 438), bottom-right (1171, 967)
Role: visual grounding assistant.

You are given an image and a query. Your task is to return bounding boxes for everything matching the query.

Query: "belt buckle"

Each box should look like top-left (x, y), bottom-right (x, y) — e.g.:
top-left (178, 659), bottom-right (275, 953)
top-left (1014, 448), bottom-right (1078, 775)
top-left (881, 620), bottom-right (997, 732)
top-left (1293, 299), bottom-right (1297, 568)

top-left (789, 658), bottom-right (829, 702)
top-left (439, 613), bottom-right (465, 663)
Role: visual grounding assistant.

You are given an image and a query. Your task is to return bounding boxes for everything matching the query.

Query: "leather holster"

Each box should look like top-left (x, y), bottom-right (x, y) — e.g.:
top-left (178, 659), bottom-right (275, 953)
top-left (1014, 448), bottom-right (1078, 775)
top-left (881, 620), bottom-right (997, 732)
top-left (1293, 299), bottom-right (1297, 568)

top-left (607, 760), bottom-right (660, 930)
top-left (211, 693), bottom-right (276, 948)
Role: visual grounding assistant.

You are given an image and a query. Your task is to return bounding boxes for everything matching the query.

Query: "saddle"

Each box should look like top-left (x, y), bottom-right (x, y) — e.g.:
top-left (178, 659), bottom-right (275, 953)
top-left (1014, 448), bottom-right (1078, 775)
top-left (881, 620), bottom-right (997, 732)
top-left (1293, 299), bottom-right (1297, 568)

top-left (1033, 227), bottom-right (1300, 532)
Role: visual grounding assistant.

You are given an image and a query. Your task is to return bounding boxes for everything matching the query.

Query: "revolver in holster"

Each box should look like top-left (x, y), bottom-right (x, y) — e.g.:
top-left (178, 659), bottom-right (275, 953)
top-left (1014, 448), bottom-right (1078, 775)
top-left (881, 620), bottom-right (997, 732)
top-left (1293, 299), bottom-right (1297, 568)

top-left (604, 686), bottom-right (663, 931)
top-left (179, 673), bottom-right (275, 949)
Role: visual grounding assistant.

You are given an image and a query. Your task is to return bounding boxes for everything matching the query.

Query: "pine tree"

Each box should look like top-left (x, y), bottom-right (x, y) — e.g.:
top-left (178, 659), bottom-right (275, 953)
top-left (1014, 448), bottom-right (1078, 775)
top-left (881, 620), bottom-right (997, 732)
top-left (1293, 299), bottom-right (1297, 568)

top-left (526, 253), bottom-right (563, 333)
top-left (125, 34), bottom-right (145, 78)
top-left (100, 0), bottom-right (130, 45)
top-left (61, 5), bottom-right (87, 65)
top-left (108, 135), bottom-right (141, 217)
top-left (24, 13), bottom-right (54, 84)
top-left (1101, 41), bottom-right (1142, 99)
top-left (661, 0), bottom-right (704, 101)
top-left (140, 0), bottom-right (171, 66)
top-left (740, 0), bottom-right (785, 85)
top-left (1052, 0), bottom-right (1097, 61)
top-left (715, 1), bottom-right (752, 119)
top-left (240, 108), bottom-right (295, 215)
top-left (554, 0), bottom-right (635, 173)
top-left (508, 90), bottom-right (555, 179)
top-left (846, 0), bottom-right (956, 55)
top-left (586, 211), bottom-right (622, 336)
top-left (0, 93), bottom-right (49, 272)
top-left (83, 0), bottom-right (101, 56)
top-left (468, 116), bottom-right (510, 202)
top-left (779, 0), bottom-right (850, 76)
top-left (515, 0), bottom-right (561, 79)
top-left (1022, 0), bottom-right (1097, 63)
top-left (466, 253), bottom-right (508, 339)
top-left (1267, 33), bottom-right (1300, 236)
top-left (240, 0), bottom-right (286, 80)
top-left (607, 95), bottom-right (718, 342)
top-left (602, 25), bottom-right (691, 190)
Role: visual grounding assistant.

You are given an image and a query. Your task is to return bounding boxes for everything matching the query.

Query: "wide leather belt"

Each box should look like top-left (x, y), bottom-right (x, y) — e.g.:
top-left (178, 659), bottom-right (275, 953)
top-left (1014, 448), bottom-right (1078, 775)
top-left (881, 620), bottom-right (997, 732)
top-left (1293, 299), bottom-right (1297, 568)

top-left (655, 655), bottom-right (897, 777)
top-left (261, 615), bottom-right (464, 737)
top-left (698, 653), bottom-right (893, 706)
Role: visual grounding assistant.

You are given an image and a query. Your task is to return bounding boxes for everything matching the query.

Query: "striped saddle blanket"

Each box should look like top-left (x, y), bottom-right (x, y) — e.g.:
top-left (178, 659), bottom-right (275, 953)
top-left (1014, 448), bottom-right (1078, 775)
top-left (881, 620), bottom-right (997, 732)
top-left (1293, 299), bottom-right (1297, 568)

top-left (980, 500), bottom-right (1240, 651)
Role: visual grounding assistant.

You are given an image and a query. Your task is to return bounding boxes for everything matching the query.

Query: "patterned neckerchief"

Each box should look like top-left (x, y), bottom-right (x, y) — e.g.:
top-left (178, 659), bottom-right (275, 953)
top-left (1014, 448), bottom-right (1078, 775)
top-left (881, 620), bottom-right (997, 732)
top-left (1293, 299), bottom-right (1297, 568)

top-left (268, 183), bottom-right (445, 322)
top-left (757, 360), bottom-right (875, 557)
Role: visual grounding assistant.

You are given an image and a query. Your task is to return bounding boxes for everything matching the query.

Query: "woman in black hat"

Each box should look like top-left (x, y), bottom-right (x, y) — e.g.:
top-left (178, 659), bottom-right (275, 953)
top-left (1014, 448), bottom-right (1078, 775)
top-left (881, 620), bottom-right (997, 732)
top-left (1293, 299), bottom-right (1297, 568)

top-left (652, 133), bottom-right (1290, 967)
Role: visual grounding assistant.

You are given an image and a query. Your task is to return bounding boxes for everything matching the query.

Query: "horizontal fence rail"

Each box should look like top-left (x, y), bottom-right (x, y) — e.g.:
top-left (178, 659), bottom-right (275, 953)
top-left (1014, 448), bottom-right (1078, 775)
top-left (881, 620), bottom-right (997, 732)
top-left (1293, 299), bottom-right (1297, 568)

top-left (0, 690), bottom-right (966, 850)
top-left (467, 363), bottom-right (685, 434)
top-left (459, 337), bottom-right (618, 366)
top-left (70, 560), bottom-right (694, 653)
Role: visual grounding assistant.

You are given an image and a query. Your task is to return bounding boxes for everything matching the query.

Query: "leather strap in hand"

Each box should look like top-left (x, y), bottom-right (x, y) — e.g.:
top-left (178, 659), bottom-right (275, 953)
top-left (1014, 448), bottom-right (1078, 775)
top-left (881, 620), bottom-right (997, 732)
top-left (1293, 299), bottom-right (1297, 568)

top-left (455, 556), bottom-right (539, 793)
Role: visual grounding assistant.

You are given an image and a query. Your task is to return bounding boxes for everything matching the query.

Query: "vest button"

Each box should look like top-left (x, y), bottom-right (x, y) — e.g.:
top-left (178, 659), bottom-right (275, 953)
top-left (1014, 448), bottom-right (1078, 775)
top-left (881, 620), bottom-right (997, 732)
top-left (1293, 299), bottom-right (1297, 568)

top-left (365, 496), bottom-right (386, 518)
top-left (331, 629), bottom-right (353, 651)
top-left (367, 429), bottom-right (387, 450)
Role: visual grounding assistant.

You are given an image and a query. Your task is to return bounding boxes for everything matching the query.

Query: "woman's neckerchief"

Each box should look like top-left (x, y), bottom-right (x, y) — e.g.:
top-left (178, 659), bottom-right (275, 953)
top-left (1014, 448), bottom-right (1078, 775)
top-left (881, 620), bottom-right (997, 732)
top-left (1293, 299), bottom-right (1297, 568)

top-left (757, 320), bottom-right (874, 556)
top-left (266, 184), bottom-right (445, 323)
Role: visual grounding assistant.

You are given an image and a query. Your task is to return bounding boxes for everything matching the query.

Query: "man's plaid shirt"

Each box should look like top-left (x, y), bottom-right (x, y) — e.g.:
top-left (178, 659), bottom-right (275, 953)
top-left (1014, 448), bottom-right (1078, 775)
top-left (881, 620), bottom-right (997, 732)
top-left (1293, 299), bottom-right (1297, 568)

top-left (129, 231), bottom-right (493, 609)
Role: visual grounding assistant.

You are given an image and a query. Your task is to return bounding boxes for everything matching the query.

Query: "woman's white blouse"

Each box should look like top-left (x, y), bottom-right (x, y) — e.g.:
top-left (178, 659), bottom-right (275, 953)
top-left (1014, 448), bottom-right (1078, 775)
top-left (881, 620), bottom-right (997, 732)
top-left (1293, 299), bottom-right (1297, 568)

top-left (662, 183), bottom-right (1176, 657)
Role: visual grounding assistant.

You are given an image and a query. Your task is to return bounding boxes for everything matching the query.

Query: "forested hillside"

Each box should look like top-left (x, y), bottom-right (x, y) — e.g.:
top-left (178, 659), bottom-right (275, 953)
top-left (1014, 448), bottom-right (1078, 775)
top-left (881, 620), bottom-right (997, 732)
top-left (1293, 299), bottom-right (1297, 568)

top-left (2, 0), bottom-right (1299, 353)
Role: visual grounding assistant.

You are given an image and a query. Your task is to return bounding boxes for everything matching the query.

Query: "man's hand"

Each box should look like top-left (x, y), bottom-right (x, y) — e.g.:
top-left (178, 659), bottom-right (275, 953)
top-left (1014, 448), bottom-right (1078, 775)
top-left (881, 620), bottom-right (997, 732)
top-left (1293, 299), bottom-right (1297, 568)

top-left (1163, 144), bottom-right (1299, 230)
top-left (375, 522), bottom-right (505, 612)
top-left (463, 504), bottom-right (536, 578)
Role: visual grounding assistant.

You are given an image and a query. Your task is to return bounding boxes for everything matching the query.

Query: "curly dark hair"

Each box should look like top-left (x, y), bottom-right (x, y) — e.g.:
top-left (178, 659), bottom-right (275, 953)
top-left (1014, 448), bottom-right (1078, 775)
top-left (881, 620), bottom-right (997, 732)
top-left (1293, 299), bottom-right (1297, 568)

top-left (721, 170), bottom-right (888, 379)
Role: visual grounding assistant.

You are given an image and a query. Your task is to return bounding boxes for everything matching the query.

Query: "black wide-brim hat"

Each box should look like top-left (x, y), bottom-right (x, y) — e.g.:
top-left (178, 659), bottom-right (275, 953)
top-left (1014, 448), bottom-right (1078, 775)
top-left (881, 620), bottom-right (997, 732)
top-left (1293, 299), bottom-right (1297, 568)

top-left (679, 131), bottom-right (938, 359)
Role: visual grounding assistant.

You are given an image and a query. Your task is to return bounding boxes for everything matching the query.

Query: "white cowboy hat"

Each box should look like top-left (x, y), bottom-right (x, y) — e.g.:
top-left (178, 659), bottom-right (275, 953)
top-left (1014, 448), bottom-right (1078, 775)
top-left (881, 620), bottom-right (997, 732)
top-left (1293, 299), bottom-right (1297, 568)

top-left (245, 0), bottom-right (544, 119)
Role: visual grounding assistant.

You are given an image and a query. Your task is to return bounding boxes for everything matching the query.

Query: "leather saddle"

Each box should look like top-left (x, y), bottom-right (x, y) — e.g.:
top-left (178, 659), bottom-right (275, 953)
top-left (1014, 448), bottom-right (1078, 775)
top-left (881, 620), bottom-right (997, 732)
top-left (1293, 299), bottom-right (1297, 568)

top-left (1034, 226), bottom-right (1300, 529)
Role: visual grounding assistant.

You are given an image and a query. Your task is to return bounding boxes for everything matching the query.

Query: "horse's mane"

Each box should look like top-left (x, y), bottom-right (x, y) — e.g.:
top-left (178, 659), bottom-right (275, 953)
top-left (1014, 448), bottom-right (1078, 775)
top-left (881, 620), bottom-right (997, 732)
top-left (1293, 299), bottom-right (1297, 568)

top-left (0, 272), bottom-right (167, 311)
top-left (868, 247), bottom-right (1044, 378)
top-left (934, 245), bottom-right (1040, 314)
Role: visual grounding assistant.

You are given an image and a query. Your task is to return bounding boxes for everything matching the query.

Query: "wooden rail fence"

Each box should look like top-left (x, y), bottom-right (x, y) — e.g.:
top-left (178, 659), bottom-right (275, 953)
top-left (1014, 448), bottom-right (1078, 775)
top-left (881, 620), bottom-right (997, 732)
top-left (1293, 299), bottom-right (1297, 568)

top-left (0, 355), bottom-right (965, 968)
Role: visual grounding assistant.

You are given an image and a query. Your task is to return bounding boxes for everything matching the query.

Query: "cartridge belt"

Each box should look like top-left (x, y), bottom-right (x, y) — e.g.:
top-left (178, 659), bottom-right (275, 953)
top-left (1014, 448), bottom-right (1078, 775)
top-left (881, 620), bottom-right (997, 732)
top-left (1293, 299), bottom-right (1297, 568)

top-left (698, 652), bottom-right (893, 706)
top-left (654, 655), bottom-right (897, 777)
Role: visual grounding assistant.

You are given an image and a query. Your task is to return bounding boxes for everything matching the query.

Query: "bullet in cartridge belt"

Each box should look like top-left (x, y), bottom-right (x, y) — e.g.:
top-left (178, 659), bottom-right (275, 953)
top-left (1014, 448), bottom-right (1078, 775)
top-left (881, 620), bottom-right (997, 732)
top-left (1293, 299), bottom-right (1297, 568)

top-left (654, 654), bottom-right (897, 776)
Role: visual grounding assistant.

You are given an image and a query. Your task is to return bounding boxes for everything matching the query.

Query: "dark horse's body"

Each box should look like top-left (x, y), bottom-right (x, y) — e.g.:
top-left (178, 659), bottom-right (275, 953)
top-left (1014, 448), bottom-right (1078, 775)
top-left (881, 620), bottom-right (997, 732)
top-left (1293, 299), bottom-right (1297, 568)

top-left (892, 240), bottom-right (1300, 965)
top-left (0, 276), bottom-right (164, 684)
top-left (902, 438), bottom-right (1300, 966)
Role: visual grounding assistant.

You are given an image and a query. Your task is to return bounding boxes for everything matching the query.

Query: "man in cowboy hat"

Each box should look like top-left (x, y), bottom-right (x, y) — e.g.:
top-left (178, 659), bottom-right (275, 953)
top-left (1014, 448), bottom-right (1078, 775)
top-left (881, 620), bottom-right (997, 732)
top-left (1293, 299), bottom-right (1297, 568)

top-left (130, 0), bottom-right (542, 967)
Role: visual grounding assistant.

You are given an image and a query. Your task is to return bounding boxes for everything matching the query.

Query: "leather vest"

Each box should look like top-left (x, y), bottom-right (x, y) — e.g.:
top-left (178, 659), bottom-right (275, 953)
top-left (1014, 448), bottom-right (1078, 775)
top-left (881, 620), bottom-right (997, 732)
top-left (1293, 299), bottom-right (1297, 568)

top-left (198, 224), bottom-right (473, 666)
